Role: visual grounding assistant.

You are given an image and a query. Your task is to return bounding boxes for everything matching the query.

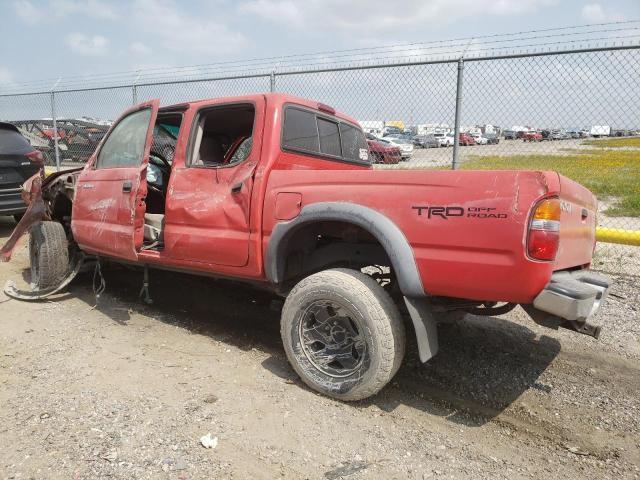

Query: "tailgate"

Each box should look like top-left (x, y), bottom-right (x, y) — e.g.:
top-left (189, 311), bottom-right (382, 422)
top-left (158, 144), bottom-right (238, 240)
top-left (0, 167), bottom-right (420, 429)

top-left (555, 174), bottom-right (597, 270)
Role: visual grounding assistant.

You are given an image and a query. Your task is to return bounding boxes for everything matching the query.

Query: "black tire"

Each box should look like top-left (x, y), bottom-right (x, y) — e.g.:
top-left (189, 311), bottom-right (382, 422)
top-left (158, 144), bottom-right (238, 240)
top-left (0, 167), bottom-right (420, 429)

top-left (29, 221), bottom-right (69, 289)
top-left (281, 268), bottom-right (406, 401)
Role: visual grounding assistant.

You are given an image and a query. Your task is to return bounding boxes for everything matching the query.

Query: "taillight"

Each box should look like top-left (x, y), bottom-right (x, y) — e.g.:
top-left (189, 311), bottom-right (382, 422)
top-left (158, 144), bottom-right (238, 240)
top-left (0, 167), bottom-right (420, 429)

top-left (527, 197), bottom-right (560, 261)
top-left (25, 150), bottom-right (44, 165)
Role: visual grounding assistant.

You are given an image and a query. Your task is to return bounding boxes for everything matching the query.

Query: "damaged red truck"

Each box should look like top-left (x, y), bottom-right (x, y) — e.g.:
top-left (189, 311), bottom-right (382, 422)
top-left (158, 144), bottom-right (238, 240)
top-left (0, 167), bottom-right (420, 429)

top-left (0, 93), bottom-right (611, 401)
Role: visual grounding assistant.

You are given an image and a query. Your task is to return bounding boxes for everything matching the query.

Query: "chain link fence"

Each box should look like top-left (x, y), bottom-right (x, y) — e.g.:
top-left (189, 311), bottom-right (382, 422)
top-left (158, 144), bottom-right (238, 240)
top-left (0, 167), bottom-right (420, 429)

top-left (1, 45), bottom-right (638, 273)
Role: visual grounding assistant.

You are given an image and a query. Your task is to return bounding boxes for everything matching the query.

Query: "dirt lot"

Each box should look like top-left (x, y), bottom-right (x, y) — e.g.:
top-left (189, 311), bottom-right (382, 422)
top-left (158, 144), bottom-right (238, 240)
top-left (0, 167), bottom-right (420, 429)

top-left (0, 217), bottom-right (639, 480)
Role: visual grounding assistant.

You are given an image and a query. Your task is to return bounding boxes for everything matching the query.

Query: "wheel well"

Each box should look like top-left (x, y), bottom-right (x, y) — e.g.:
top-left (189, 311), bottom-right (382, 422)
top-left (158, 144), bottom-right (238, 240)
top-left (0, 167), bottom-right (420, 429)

top-left (51, 193), bottom-right (72, 224)
top-left (279, 220), bottom-right (393, 290)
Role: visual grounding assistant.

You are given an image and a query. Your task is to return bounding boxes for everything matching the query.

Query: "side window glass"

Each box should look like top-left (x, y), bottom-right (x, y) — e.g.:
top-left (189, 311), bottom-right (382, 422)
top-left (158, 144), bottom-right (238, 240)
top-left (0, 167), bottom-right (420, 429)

top-left (282, 108), bottom-right (319, 153)
top-left (340, 123), bottom-right (368, 163)
top-left (96, 108), bottom-right (151, 168)
top-left (317, 118), bottom-right (341, 157)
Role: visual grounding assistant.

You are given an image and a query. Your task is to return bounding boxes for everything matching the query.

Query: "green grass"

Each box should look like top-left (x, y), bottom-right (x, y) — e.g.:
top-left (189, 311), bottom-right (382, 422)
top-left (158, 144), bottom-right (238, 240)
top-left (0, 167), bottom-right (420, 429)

top-left (461, 149), bottom-right (640, 217)
top-left (581, 137), bottom-right (640, 148)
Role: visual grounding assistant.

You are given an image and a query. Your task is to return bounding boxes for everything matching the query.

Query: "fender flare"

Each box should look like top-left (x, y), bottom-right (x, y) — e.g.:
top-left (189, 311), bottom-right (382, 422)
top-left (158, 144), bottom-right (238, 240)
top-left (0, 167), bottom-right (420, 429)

top-left (265, 202), bottom-right (425, 297)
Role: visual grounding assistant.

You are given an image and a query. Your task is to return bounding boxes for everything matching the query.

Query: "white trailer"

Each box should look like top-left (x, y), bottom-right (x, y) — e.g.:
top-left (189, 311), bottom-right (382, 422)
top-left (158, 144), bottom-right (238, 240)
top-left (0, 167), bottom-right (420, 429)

top-left (590, 125), bottom-right (611, 137)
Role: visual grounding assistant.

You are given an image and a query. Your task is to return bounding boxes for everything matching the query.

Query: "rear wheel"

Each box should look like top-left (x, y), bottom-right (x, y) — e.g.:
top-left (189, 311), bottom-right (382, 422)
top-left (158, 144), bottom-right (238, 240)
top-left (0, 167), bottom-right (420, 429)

top-left (29, 221), bottom-right (69, 289)
top-left (281, 268), bottom-right (406, 401)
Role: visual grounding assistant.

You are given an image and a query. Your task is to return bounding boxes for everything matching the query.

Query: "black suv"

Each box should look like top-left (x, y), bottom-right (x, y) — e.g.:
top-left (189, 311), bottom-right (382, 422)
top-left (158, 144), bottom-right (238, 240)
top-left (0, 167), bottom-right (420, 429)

top-left (0, 122), bottom-right (43, 222)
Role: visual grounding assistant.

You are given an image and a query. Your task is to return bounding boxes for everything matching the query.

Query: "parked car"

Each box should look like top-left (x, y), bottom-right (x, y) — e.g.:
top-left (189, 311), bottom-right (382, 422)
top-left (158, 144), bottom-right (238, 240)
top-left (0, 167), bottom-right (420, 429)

top-left (503, 130), bottom-right (517, 140)
top-left (1, 93), bottom-right (612, 403)
top-left (434, 132), bottom-right (454, 147)
top-left (413, 134), bottom-right (439, 148)
top-left (523, 131), bottom-right (543, 142)
top-left (382, 136), bottom-right (414, 159)
top-left (484, 133), bottom-right (500, 145)
top-left (366, 133), bottom-right (401, 164)
top-left (0, 122), bottom-right (44, 222)
top-left (549, 130), bottom-right (564, 140)
top-left (65, 129), bottom-right (107, 163)
top-left (470, 133), bottom-right (488, 145)
top-left (459, 133), bottom-right (476, 146)
top-left (540, 129), bottom-right (553, 141)
top-left (382, 125), bottom-right (403, 137)
top-left (566, 130), bottom-right (581, 139)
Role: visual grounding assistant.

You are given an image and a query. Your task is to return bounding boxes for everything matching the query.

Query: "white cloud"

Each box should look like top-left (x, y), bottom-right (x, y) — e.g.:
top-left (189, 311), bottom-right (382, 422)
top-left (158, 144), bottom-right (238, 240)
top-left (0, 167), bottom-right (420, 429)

top-left (66, 33), bottom-right (110, 56)
top-left (239, 0), bottom-right (558, 32)
top-left (131, 0), bottom-right (248, 56)
top-left (130, 41), bottom-right (152, 55)
top-left (581, 3), bottom-right (624, 23)
top-left (12, 0), bottom-right (44, 25)
top-left (0, 67), bottom-right (14, 84)
top-left (50, 0), bottom-right (118, 19)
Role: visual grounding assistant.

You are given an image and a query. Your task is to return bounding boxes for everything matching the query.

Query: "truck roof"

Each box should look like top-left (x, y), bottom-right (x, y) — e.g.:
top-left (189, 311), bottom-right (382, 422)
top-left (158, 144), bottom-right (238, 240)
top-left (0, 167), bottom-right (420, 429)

top-left (158, 93), bottom-right (360, 128)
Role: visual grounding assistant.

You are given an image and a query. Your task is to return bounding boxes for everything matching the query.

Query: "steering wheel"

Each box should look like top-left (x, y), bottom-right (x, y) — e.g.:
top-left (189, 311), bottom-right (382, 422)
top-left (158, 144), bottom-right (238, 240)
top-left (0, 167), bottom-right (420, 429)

top-left (147, 151), bottom-right (171, 198)
top-left (149, 150), bottom-right (171, 170)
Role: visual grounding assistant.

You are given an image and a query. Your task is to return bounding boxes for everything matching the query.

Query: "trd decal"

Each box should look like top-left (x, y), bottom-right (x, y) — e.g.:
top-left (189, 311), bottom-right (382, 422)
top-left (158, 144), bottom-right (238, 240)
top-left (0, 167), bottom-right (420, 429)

top-left (412, 206), bottom-right (508, 219)
top-left (412, 206), bottom-right (464, 219)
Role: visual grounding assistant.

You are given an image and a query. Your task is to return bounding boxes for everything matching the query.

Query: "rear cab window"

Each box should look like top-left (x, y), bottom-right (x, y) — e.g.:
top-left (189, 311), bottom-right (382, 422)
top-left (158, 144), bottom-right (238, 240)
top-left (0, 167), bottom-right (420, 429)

top-left (281, 105), bottom-right (369, 165)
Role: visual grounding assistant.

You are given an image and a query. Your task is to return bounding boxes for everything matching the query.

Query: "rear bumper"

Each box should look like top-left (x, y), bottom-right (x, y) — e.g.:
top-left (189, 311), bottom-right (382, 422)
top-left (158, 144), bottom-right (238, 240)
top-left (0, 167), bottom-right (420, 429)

top-left (0, 187), bottom-right (27, 215)
top-left (524, 270), bottom-right (611, 338)
top-left (534, 270), bottom-right (611, 321)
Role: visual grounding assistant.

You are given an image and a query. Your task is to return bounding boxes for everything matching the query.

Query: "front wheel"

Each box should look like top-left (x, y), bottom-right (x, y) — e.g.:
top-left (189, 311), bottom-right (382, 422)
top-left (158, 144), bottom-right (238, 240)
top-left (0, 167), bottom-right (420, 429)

top-left (29, 221), bottom-right (69, 289)
top-left (281, 268), bottom-right (406, 401)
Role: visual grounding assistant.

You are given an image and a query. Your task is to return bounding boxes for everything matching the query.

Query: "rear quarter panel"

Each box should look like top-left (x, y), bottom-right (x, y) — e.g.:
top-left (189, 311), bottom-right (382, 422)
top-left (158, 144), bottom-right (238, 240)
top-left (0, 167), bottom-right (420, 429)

top-left (264, 165), bottom-right (560, 304)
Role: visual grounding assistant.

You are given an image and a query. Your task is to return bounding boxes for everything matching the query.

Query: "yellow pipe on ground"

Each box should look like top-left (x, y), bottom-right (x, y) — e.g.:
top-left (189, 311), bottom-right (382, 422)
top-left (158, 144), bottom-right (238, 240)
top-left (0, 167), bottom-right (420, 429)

top-left (596, 227), bottom-right (640, 246)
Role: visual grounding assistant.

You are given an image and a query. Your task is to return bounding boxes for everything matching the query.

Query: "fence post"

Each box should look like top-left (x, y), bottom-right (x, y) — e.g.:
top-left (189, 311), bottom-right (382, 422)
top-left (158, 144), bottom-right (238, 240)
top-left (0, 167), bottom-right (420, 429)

top-left (452, 57), bottom-right (465, 170)
top-left (132, 71), bottom-right (141, 105)
top-left (270, 71), bottom-right (276, 92)
top-left (50, 91), bottom-right (60, 172)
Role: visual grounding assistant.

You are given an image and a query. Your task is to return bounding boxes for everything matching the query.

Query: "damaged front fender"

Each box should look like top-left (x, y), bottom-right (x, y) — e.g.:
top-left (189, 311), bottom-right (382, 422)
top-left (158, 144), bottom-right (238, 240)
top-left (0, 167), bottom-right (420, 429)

top-left (0, 173), bottom-right (46, 262)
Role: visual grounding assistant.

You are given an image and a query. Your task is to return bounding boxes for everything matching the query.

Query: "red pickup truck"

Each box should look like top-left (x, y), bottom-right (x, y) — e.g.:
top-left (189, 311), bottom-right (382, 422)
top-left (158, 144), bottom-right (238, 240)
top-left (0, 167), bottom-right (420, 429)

top-left (1, 93), bottom-right (611, 401)
top-left (523, 131), bottom-right (543, 142)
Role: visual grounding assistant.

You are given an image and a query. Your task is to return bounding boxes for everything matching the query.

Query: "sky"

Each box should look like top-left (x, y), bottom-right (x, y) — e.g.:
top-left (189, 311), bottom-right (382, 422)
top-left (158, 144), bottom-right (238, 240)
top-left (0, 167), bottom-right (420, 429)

top-left (1, 0), bottom-right (638, 86)
top-left (0, 0), bottom-right (638, 128)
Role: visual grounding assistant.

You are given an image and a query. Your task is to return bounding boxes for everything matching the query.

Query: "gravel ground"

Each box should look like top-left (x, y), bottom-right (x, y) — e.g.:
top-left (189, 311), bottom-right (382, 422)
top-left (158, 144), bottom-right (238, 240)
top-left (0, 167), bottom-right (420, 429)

top-left (0, 217), bottom-right (639, 480)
